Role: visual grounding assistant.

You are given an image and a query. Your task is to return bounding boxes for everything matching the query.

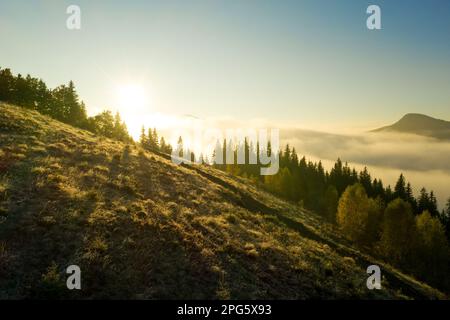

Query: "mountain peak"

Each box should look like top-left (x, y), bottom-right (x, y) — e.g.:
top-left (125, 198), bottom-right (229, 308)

top-left (399, 113), bottom-right (441, 122)
top-left (400, 113), bottom-right (432, 119)
top-left (372, 113), bottom-right (450, 139)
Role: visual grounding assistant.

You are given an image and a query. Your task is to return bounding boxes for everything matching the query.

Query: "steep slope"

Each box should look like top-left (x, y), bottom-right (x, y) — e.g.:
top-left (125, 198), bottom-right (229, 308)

top-left (0, 103), bottom-right (445, 299)
top-left (372, 113), bottom-right (450, 140)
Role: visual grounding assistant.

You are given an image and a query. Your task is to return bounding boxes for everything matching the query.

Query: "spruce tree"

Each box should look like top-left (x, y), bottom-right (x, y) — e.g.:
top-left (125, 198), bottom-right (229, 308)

top-left (394, 174), bottom-right (407, 200)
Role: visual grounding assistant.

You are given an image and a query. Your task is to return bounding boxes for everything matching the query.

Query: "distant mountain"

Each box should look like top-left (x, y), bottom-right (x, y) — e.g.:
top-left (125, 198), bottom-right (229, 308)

top-left (372, 113), bottom-right (450, 140)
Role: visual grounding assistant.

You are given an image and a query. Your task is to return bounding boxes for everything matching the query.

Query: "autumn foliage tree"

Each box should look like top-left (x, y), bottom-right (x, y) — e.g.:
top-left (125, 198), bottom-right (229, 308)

top-left (380, 198), bottom-right (416, 266)
top-left (337, 183), bottom-right (383, 246)
top-left (414, 211), bottom-right (449, 285)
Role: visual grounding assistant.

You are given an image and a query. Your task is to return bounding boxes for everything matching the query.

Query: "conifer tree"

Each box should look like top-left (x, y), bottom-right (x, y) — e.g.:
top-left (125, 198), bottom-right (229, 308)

top-left (152, 128), bottom-right (159, 150)
top-left (394, 174), bottom-right (407, 200)
top-left (140, 126), bottom-right (148, 149)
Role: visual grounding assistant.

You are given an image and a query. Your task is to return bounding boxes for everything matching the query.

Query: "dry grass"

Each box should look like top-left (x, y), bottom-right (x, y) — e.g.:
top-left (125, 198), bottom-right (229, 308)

top-left (0, 103), bottom-right (446, 300)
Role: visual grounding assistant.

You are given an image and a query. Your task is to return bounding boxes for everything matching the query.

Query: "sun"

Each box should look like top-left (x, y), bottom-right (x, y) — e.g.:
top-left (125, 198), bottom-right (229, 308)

top-left (114, 83), bottom-right (151, 139)
top-left (117, 84), bottom-right (148, 111)
top-left (114, 82), bottom-right (184, 141)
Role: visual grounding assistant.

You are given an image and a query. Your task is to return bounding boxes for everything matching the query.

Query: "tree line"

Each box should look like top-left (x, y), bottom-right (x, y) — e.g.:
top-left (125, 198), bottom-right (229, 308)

top-left (139, 126), bottom-right (173, 154)
top-left (338, 184), bottom-right (449, 290)
top-left (211, 139), bottom-right (450, 292)
top-left (0, 67), bottom-right (131, 142)
top-left (212, 139), bottom-right (448, 223)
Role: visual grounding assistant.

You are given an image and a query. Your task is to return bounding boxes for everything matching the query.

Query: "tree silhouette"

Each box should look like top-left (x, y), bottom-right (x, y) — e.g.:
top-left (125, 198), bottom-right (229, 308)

top-left (0, 67), bottom-right (131, 142)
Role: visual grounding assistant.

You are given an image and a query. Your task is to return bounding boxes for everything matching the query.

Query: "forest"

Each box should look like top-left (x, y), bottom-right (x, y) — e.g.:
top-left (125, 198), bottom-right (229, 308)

top-left (0, 67), bottom-right (131, 143)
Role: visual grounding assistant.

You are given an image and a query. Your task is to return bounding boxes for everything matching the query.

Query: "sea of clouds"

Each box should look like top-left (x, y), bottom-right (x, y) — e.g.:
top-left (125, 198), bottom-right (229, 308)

top-left (281, 128), bottom-right (450, 209)
top-left (135, 113), bottom-right (450, 209)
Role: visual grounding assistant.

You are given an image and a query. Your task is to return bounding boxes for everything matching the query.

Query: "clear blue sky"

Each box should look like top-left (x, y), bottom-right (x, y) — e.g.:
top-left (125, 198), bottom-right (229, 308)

top-left (1, 0), bottom-right (450, 131)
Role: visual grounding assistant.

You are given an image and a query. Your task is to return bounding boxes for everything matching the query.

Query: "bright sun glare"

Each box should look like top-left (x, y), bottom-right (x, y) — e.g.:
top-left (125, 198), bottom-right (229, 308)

top-left (115, 83), bottom-right (151, 139)
top-left (117, 84), bottom-right (148, 110)
top-left (114, 83), bottom-right (189, 142)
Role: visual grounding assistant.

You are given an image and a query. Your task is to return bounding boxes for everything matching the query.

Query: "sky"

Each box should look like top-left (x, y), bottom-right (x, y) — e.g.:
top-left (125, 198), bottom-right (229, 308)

top-left (1, 0), bottom-right (450, 135)
top-left (1, 0), bottom-right (450, 204)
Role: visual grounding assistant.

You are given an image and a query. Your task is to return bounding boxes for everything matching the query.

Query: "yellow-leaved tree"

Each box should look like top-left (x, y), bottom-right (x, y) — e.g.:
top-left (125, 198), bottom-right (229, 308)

top-left (380, 198), bottom-right (416, 266)
top-left (414, 210), bottom-right (449, 286)
top-left (337, 183), bottom-right (383, 246)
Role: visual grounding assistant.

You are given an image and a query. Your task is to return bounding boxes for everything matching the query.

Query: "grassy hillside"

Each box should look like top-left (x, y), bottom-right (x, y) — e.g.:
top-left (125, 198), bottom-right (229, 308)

top-left (0, 103), bottom-right (446, 299)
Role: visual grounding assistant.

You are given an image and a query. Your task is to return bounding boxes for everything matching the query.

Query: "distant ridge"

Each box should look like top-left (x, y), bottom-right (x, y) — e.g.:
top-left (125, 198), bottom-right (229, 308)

top-left (371, 113), bottom-right (450, 140)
